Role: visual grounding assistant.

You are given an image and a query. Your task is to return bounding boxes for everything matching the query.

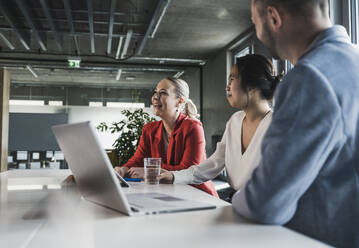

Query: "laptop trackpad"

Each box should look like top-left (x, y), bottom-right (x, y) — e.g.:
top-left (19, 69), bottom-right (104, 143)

top-left (127, 193), bottom-right (186, 209)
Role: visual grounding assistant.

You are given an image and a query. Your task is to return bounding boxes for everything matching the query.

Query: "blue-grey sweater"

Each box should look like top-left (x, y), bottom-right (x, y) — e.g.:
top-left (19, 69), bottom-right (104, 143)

top-left (232, 25), bottom-right (359, 248)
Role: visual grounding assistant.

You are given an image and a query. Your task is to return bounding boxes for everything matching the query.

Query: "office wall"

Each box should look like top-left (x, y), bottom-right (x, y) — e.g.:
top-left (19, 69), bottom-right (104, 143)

top-left (8, 113), bottom-right (68, 151)
top-left (202, 49), bottom-right (236, 155)
top-left (181, 68), bottom-right (201, 113)
top-left (9, 105), bottom-right (156, 150)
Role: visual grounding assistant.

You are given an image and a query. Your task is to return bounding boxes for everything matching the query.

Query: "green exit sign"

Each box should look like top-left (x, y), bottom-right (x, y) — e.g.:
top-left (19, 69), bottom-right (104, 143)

top-left (68, 59), bottom-right (81, 68)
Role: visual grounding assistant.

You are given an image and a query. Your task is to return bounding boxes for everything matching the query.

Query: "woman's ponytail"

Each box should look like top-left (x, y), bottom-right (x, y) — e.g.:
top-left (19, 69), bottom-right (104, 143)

top-left (166, 77), bottom-right (200, 119)
top-left (183, 99), bottom-right (199, 119)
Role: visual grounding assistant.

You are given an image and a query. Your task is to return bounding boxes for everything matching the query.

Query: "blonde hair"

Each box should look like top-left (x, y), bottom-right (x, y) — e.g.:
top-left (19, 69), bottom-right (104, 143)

top-left (166, 77), bottom-right (199, 119)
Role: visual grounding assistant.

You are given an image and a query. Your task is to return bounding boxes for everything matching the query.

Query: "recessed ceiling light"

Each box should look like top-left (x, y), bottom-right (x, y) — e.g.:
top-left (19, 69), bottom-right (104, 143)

top-left (125, 76), bottom-right (136, 81)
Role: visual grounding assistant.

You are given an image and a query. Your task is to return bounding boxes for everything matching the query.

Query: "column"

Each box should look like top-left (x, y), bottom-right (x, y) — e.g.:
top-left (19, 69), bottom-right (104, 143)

top-left (0, 69), bottom-right (10, 172)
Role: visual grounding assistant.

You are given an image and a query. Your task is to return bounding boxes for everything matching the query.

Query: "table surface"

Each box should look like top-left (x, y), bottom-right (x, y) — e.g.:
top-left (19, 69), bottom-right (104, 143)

top-left (0, 169), bottom-right (331, 248)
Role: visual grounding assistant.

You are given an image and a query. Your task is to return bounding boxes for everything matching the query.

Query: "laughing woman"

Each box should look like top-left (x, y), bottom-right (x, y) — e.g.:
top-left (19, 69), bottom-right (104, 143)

top-left (159, 54), bottom-right (281, 201)
top-left (115, 77), bottom-right (218, 196)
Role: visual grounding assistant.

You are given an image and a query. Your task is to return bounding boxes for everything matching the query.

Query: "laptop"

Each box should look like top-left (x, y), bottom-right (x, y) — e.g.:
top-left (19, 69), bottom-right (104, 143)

top-left (52, 121), bottom-right (216, 216)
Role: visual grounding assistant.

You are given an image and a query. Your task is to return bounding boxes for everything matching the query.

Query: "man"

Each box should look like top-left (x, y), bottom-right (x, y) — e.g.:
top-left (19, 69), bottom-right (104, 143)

top-left (232, 0), bottom-right (359, 247)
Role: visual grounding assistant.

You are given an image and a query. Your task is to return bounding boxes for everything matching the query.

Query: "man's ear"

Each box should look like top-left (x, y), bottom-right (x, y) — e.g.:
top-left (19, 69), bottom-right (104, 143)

top-left (266, 6), bottom-right (282, 31)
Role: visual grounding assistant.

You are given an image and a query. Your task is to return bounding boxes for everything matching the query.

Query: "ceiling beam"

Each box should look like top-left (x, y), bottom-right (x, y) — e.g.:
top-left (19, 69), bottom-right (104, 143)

top-left (115, 36), bottom-right (124, 60)
top-left (0, 32), bottom-right (15, 50)
top-left (26, 65), bottom-right (38, 78)
top-left (0, 57), bottom-right (190, 70)
top-left (62, 0), bottom-right (80, 54)
top-left (137, 0), bottom-right (172, 55)
top-left (107, 0), bottom-right (117, 55)
top-left (0, 15), bottom-right (146, 27)
top-left (87, 0), bottom-right (95, 53)
top-left (39, 0), bottom-right (63, 51)
top-left (121, 29), bottom-right (133, 59)
top-left (0, 26), bottom-right (143, 39)
top-left (115, 69), bottom-right (122, 80)
top-left (16, 0), bottom-right (47, 51)
top-left (0, 0), bottom-right (30, 50)
top-left (2, 8), bottom-right (145, 17)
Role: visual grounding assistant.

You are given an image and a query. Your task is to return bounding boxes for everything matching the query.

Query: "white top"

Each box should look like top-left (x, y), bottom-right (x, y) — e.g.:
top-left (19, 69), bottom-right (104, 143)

top-left (173, 110), bottom-right (272, 190)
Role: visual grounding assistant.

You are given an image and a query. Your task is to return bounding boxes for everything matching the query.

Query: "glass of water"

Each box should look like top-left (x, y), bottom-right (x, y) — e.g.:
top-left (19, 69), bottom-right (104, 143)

top-left (144, 158), bottom-right (161, 185)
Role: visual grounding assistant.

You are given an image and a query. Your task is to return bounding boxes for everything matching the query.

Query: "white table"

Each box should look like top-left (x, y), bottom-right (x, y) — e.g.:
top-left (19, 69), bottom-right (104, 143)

top-left (0, 170), bottom-right (331, 248)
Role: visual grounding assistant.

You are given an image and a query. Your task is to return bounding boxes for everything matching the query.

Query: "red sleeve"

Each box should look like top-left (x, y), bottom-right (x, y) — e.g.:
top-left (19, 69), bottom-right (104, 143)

top-left (122, 125), bottom-right (151, 168)
top-left (162, 122), bottom-right (206, 171)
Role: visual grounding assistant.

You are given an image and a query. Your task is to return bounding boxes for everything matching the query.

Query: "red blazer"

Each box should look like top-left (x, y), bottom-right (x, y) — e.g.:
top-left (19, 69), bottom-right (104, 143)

top-left (123, 113), bottom-right (218, 197)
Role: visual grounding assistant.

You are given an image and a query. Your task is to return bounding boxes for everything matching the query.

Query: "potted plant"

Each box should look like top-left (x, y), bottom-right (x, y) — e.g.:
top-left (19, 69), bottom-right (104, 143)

top-left (97, 108), bottom-right (156, 167)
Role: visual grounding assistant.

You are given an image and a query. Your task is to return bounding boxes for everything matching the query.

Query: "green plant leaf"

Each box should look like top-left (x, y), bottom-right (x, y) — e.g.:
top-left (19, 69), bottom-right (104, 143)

top-left (98, 108), bottom-right (155, 166)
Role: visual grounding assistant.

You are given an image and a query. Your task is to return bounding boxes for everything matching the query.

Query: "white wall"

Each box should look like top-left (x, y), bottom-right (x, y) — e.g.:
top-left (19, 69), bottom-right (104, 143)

top-left (68, 106), bottom-right (155, 149)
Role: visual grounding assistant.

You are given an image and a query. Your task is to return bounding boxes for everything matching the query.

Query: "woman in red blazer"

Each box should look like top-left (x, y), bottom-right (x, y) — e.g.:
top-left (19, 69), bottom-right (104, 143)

top-left (115, 77), bottom-right (218, 197)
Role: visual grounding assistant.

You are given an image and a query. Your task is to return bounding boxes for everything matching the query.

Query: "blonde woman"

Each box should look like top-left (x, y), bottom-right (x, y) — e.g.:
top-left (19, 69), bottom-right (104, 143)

top-left (115, 77), bottom-right (218, 196)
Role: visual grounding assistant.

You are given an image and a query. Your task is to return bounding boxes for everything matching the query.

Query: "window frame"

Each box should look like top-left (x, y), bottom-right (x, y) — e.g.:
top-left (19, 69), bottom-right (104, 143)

top-left (351, 0), bottom-right (358, 44)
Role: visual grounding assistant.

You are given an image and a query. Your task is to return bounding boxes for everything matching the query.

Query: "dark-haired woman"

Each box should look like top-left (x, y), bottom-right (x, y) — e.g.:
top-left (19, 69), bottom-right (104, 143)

top-left (159, 54), bottom-right (281, 197)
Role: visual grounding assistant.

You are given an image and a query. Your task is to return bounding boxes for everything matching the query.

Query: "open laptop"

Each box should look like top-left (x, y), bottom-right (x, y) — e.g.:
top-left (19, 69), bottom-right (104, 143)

top-left (52, 121), bottom-right (216, 216)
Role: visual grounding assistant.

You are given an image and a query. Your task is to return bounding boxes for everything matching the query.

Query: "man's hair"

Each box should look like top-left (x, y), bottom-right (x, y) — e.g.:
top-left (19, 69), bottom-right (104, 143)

top-left (255, 0), bottom-right (329, 17)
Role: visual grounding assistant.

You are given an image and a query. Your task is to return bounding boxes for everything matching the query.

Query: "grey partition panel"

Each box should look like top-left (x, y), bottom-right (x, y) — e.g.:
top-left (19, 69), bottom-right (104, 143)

top-left (9, 113), bottom-right (68, 151)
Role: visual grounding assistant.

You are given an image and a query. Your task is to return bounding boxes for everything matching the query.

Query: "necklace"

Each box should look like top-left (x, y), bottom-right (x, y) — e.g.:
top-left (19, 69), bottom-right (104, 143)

top-left (263, 109), bottom-right (271, 119)
top-left (243, 109), bottom-right (271, 124)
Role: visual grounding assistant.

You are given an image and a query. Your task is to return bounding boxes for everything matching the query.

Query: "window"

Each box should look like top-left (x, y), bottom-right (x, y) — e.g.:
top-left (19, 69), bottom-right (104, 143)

top-left (89, 101), bottom-right (103, 107)
top-left (9, 100), bottom-right (45, 106)
top-left (234, 46), bottom-right (251, 61)
top-left (48, 101), bottom-right (63, 106)
top-left (332, 0), bottom-right (358, 44)
top-left (351, 0), bottom-right (358, 44)
top-left (16, 151), bottom-right (28, 160)
top-left (106, 102), bottom-right (145, 108)
top-left (285, 60), bottom-right (293, 73)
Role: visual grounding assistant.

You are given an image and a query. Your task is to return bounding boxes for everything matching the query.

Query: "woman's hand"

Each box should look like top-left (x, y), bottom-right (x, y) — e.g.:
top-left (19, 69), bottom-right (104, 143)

top-left (61, 174), bottom-right (76, 186)
top-left (158, 169), bottom-right (174, 184)
top-left (114, 166), bottom-right (129, 177)
top-left (128, 167), bottom-right (145, 179)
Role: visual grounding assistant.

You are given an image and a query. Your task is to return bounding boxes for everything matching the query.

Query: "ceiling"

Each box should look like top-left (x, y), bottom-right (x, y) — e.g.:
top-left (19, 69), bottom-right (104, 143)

top-left (0, 0), bottom-right (251, 88)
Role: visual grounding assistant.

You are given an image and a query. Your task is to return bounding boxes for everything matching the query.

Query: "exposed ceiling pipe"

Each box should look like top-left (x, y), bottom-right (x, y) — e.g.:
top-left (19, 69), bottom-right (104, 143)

top-left (107, 0), bottom-right (117, 55)
top-left (173, 71), bottom-right (184, 78)
top-left (26, 65), bottom-right (38, 78)
top-left (149, 0), bottom-right (172, 39)
top-left (87, 0), bottom-right (95, 53)
top-left (63, 0), bottom-right (80, 54)
top-left (16, 0), bottom-right (47, 51)
top-left (115, 37), bottom-right (124, 59)
top-left (0, 32), bottom-right (15, 50)
top-left (129, 56), bottom-right (206, 65)
top-left (0, 57), bottom-right (191, 70)
top-left (40, 0), bottom-right (63, 51)
top-left (121, 29), bottom-right (133, 59)
top-left (2, 62), bottom-right (181, 73)
top-left (0, 26), bottom-right (142, 39)
top-left (136, 0), bottom-right (172, 55)
top-left (0, 0), bottom-right (30, 50)
top-left (115, 69), bottom-right (122, 80)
